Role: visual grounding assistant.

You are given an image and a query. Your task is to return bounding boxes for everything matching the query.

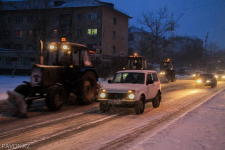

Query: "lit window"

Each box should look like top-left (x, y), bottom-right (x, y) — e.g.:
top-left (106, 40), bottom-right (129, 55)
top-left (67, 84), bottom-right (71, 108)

top-left (87, 29), bottom-right (97, 36)
top-left (87, 13), bottom-right (97, 20)
top-left (15, 30), bottom-right (23, 37)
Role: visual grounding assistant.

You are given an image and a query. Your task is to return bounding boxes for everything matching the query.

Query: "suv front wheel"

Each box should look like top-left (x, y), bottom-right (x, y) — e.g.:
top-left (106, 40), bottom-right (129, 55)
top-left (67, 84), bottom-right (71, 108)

top-left (134, 95), bottom-right (145, 114)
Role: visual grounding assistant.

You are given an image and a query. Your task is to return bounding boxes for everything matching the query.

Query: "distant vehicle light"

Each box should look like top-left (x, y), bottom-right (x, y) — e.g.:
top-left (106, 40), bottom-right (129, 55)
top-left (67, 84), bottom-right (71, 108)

top-left (215, 75), bottom-right (218, 78)
top-left (193, 74), bottom-right (196, 77)
top-left (206, 80), bottom-right (211, 83)
top-left (222, 76), bottom-right (225, 78)
top-left (196, 79), bottom-right (201, 83)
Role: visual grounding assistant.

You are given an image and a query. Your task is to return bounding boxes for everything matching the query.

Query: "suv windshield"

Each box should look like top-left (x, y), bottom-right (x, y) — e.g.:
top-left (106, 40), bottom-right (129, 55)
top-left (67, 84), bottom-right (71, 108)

top-left (112, 72), bottom-right (145, 84)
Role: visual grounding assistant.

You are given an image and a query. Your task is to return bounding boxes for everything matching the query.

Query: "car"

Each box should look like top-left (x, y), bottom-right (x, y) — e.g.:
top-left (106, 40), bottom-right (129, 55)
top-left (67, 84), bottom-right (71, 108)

top-left (195, 73), bottom-right (217, 88)
top-left (192, 71), bottom-right (203, 79)
top-left (214, 70), bottom-right (225, 81)
top-left (98, 70), bottom-right (161, 114)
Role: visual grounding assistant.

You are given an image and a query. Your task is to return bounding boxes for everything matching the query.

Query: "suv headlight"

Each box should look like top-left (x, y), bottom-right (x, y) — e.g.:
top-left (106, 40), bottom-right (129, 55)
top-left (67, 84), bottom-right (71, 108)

top-left (100, 93), bottom-right (106, 98)
top-left (99, 89), bottom-right (106, 99)
top-left (128, 94), bottom-right (135, 99)
top-left (128, 90), bottom-right (135, 99)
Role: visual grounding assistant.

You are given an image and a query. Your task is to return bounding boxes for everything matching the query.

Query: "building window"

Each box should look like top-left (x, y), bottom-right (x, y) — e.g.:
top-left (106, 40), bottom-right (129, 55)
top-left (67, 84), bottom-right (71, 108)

top-left (27, 30), bottom-right (33, 36)
top-left (60, 25), bottom-right (70, 35)
top-left (5, 16), bottom-right (10, 23)
top-left (15, 30), bottom-right (23, 37)
top-left (113, 17), bottom-right (116, 25)
top-left (76, 29), bottom-right (82, 36)
top-left (14, 44), bottom-right (23, 50)
top-left (77, 14), bottom-right (82, 21)
top-left (87, 13), bottom-right (97, 20)
top-left (28, 16), bottom-right (33, 23)
top-left (15, 16), bottom-right (23, 23)
top-left (60, 14), bottom-right (71, 21)
top-left (26, 44), bottom-right (32, 51)
top-left (4, 30), bottom-right (10, 37)
top-left (87, 29), bottom-right (97, 36)
top-left (113, 46), bottom-right (116, 54)
top-left (5, 57), bottom-right (12, 66)
top-left (53, 14), bottom-right (57, 22)
top-left (113, 31), bottom-right (116, 39)
top-left (3, 44), bottom-right (10, 49)
top-left (20, 57), bottom-right (30, 66)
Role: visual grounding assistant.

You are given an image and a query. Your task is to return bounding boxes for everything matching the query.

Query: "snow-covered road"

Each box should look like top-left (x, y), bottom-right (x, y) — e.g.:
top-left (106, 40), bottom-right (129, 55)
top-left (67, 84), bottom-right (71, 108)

top-left (0, 75), bottom-right (225, 150)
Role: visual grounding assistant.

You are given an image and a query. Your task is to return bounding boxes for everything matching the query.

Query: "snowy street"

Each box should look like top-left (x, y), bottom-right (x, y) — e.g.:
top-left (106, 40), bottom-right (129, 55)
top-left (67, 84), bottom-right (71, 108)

top-left (0, 75), bottom-right (225, 150)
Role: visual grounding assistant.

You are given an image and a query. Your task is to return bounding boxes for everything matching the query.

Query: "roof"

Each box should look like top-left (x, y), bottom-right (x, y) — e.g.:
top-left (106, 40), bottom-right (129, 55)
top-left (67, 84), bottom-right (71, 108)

top-left (1, 0), bottom-right (130, 17)
top-left (117, 70), bottom-right (157, 74)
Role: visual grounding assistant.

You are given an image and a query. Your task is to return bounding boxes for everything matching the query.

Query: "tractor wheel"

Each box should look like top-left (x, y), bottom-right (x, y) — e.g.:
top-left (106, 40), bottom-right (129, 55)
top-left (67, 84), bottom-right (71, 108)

top-left (134, 95), bottom-right (145, 114)
top-left (14, 84), bottom-right (33, 108)
top-left (152, 92), bottom-right (161, 108)
top-left (45, 85), bottom-right (66, 111)
top-left (77, 71), bottom-right (97, 105)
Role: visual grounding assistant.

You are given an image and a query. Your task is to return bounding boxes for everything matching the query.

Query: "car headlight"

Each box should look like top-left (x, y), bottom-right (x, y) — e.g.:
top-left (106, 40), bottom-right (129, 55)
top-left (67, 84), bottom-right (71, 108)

top-left (100, 93), bottom-right (106, 98)
top-left (206, 80), bottom-right (211, 83)
top-left (196, 79), bottom-right (201, 83)
top-left (222, 76), bottom-right (225, 78)
top-left (128, 94), bottom-right (135, 99)
top-left (215, 75), bottom-right (218, 78)
top-left (193, 74), bottom-right (196, 77)
top-left (160, 72), bottom-right (165, 75)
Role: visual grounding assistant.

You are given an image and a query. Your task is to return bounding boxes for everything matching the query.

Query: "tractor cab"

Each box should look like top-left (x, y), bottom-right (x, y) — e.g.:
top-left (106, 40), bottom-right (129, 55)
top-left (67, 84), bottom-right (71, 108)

top-left (48, 38), bottom-right (93, 68)
top-left (126, 53), bottom-right (148, 70)
top-left (160, 58), bottom-right (173, 71)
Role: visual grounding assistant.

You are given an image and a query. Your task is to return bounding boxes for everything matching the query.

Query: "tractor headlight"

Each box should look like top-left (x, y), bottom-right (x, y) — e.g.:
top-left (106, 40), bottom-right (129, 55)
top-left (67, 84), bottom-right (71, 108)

top-left (196, 79), bottom-right (201, 83)
top-left (63, 45), bottom-right (68, 50)
top-left (206, 80), bottom-right (211, 83)
top-left (100, 93), bottom-right (106, 98)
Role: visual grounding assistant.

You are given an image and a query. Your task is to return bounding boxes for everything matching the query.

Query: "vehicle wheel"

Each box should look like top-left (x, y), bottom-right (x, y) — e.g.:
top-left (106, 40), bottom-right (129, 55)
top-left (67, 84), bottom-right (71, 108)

top-left (134, 96), bottom-right (145, 114)
top-left (100, 101), bottom-right (110, 112)
top-left (77, 71), bottom-right (97, 105)
top-left (152, 92), bottom-right (161, 108)
top-left (45, 85), bottom-right (66, 111)
top-left (14, 84), bottom-right (33, 108)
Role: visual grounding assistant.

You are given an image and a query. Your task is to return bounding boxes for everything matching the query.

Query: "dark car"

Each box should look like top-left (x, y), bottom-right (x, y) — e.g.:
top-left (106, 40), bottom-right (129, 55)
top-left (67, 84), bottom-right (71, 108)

top-left (195, 73), bottom-right (217, 88)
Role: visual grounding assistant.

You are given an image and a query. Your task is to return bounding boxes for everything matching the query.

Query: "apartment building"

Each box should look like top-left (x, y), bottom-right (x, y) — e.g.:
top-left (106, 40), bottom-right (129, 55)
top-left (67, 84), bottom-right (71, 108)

top-left (0, 0), bottom-right (131, 75)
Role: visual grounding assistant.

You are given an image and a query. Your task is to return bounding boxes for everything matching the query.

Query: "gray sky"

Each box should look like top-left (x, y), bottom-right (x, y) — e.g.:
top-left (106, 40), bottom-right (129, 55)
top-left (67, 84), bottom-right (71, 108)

top-left (103, 0), bottom-right (225, 49)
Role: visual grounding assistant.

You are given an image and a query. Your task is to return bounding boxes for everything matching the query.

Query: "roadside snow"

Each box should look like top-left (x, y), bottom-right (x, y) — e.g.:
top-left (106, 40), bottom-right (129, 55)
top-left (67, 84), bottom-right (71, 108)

top-left (132, 89), bottom-right (225, 150)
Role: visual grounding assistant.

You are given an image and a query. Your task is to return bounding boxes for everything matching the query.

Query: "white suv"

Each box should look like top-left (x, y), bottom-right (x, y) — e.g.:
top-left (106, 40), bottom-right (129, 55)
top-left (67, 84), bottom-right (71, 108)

top-left (98, 70), bottom-right (161, 114)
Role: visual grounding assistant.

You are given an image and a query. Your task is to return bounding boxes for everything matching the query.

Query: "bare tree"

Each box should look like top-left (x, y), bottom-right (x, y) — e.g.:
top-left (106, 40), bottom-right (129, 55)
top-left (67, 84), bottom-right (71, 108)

top-left (138, 6), bottom-right (176, 63)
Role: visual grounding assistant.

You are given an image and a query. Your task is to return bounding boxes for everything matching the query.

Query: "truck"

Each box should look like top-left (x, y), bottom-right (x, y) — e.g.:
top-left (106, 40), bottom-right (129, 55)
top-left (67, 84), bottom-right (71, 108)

top-left (159, 58), bottom-right (177, 83)
top-left (14, 38), bottom-right (98, 111)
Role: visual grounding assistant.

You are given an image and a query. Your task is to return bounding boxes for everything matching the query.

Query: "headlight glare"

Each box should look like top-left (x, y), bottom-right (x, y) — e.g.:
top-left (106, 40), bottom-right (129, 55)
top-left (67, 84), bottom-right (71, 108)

top-left (206, 80), bottom-right (211, 83)
top-left (222, 76), bottom-right (225, 78)
top-left (100, 93), bottom-right (106, 98)
top-left (196, 79), bottom-right (201, 83)
top-left (128, 94), bottom-right (135, 99)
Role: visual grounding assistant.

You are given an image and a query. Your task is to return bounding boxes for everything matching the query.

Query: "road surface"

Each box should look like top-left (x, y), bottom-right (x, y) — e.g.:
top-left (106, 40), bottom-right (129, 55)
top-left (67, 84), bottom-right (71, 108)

top-left (0, 77), bottom-right (224, 150)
